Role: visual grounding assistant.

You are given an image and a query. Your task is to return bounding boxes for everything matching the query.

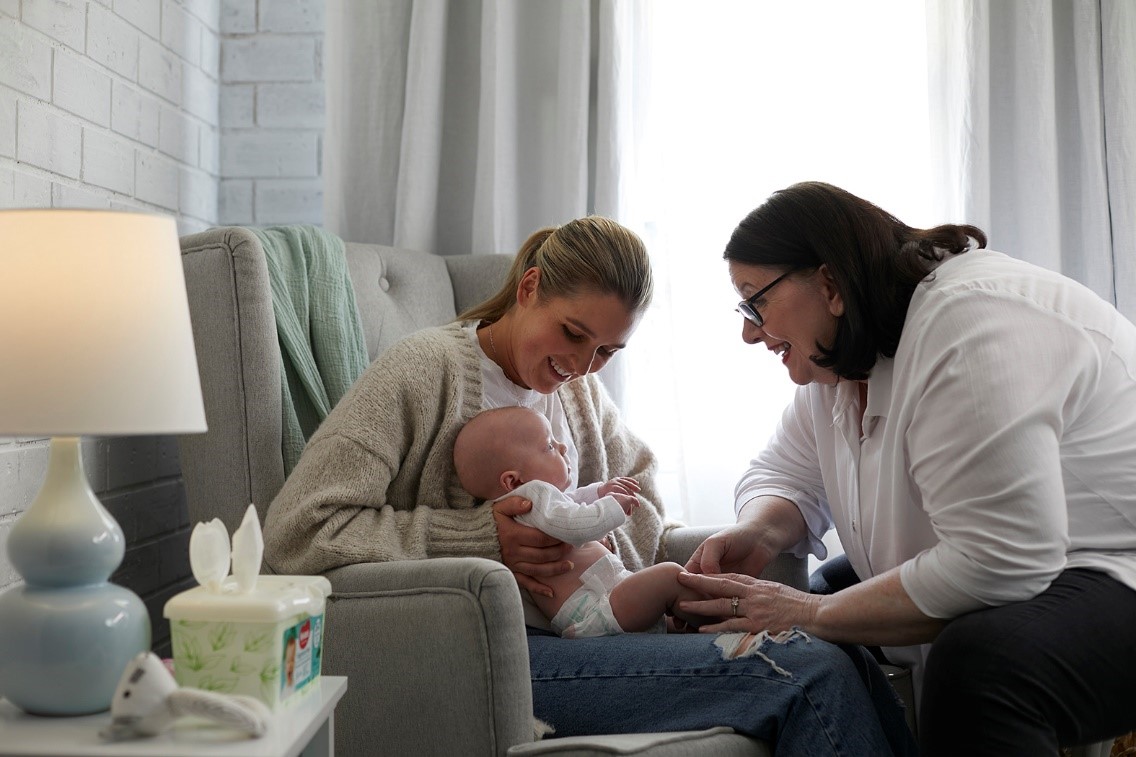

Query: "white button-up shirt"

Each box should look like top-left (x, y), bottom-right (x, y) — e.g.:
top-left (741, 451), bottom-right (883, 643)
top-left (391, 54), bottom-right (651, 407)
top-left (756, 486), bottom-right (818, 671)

top-left (736, 248), bottom-right (1136, 671)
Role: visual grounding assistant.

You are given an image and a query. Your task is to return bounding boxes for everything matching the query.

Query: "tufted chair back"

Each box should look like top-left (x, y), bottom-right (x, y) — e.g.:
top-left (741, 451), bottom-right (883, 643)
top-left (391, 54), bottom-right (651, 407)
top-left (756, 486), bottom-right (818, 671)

top-left (177, 226), bottom-right (512, 535)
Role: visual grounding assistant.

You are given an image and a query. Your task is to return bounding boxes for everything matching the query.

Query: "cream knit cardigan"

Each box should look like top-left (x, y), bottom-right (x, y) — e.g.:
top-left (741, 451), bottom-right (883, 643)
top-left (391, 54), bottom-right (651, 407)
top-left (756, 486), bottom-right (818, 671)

top-left (264, 321), bottom-right (676, 576)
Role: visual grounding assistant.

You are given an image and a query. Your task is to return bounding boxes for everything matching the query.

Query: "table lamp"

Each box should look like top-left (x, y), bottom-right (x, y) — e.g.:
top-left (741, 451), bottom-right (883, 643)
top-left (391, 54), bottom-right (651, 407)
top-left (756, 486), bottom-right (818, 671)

top-left (0, 209), bottom-right (207, 716)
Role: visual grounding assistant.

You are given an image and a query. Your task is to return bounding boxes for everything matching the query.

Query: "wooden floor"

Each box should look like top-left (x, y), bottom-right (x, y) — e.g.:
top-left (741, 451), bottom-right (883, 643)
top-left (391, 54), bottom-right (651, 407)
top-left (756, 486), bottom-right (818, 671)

top-left (1060, 732), bottom-right (1136, 757)
top-left (1111, 732), bottom-right (1136, 756)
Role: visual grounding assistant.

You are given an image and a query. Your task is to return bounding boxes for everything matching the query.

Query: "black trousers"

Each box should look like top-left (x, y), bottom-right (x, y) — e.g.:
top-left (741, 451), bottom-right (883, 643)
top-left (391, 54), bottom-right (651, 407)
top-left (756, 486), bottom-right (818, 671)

top-left (811, 556), bottom-right (1136, 756)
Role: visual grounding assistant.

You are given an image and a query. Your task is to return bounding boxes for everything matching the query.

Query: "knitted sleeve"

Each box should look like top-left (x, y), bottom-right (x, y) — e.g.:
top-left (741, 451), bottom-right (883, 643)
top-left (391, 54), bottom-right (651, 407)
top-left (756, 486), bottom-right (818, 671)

top-left (263, 325), bottom-right (500, 575)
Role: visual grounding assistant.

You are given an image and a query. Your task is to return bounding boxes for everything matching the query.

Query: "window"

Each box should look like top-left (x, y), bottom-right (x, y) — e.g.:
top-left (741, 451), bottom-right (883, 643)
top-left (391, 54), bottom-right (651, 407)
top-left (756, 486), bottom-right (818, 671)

top-left (623, 1), bottom-right (935, 535)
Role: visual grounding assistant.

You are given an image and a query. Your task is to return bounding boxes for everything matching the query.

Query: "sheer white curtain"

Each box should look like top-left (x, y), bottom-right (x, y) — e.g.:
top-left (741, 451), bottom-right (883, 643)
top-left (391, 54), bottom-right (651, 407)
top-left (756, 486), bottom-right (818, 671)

top-left (324, 0), bottom-right (644, 256)
top-left (623, 1), bottom-right (934, 527)
top-left (926, 0), bottom-right (1136, 319)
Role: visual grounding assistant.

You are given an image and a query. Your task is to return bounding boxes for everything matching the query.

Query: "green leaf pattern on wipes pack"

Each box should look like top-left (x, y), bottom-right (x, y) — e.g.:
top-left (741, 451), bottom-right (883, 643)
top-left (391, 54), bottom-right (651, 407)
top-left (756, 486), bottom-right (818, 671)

top-left (172, 613), bottom-right (323, 709)
top-left (244, 630), bottom-right (272, 653)
top-left (175, 633), bottom-right (222, 673)
top-left (196, 674), bottom-right (239, 693)
top-left (208, 622), bottom-right (236, 651)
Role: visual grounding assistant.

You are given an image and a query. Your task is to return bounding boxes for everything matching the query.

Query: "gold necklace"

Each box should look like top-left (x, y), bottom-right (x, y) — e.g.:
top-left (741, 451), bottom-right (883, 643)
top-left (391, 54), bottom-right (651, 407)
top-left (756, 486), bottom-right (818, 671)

top-left (486, 322), bottom-right (535, 406)
top-left (487, 323), bottom-right (499, 361)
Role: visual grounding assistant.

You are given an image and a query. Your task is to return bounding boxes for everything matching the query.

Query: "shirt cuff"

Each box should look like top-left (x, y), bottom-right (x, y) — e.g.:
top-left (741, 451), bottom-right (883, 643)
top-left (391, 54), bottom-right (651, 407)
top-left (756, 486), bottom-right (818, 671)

top-left (899, 549), bottom-right (986, 619)
top-left (737, 489), bottom-right (829, 560)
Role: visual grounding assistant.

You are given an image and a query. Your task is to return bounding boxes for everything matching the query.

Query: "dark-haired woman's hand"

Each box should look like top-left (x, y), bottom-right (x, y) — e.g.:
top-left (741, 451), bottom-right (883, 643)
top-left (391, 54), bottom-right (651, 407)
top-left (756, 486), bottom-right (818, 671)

top-left (493, 495), bottom-right (573, 597)
top-left (686, 496), bottom-right (808, 578)
top-left (684, 521), bottom-right (773, 577)
top-left (675, 571), bottom-right (820, 635)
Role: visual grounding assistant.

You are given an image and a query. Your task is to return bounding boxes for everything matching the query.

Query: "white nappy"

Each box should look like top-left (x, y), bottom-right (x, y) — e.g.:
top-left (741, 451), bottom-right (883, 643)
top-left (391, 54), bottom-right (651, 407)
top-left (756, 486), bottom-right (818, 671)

top-left (550, 552), bottom-right (666, 638)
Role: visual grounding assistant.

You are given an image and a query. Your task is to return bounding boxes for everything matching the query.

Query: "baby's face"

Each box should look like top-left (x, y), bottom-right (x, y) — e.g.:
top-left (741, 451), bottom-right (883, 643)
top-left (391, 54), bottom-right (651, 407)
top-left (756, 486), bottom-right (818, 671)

top-left (515, 413), bottom-right (572, 491)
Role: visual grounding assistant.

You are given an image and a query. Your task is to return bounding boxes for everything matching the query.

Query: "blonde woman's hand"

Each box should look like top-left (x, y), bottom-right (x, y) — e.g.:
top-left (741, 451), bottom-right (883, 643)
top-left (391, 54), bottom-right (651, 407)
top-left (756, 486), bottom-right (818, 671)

top-left (492, 495), bottom-right (573, 598)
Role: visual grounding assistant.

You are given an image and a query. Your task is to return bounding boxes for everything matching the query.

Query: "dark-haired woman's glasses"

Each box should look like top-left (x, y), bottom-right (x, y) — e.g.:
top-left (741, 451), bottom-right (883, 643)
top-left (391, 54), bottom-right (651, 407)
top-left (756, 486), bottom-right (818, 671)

top-left (735, 271), bottom-right (791, 328)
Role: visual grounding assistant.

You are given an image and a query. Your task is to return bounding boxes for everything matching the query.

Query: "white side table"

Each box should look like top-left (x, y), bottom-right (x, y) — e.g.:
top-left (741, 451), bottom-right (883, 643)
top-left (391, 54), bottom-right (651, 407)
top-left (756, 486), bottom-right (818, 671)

top-left (0, 676), bottom-right (347, 757)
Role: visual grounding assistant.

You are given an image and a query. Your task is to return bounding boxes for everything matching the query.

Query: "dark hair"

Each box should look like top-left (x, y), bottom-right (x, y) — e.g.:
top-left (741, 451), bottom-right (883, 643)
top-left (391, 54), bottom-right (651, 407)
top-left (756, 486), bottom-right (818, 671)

top-left (723, 181), bottom-right (987, 380)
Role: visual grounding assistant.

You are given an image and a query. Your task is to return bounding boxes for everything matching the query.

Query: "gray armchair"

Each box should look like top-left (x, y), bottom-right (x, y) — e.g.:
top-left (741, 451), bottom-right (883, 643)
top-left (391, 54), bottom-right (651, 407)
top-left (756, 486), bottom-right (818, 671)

top-left (176, 227), bottom-right (808, 757)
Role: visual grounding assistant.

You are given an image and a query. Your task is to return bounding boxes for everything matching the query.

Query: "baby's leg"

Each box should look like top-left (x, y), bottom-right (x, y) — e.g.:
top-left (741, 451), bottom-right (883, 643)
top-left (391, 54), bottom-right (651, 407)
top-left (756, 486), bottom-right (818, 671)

top-left (609, 562), bottom-right (711, 633)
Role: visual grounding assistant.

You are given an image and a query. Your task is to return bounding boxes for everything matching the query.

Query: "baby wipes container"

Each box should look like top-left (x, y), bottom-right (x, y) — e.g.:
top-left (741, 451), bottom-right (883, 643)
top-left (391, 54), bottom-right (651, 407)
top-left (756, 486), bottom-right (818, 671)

top-left (163, 574), bottom-right (331, 710)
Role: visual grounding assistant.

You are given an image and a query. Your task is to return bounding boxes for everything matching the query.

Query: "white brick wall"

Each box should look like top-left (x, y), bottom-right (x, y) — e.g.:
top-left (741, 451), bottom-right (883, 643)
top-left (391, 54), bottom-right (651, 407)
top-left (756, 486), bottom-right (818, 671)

top-left (136, 149), bottom-right (181, 208)
top-left (87, 3), bottom-right (140, 79)
top-left (257, 82), bottom-right (324, 128)
top-left (83, 128), bottom-right (134, 194)
top-left (1, 0), bottom-right (327, 657)
top-left (0, 89), bottom-right (15, 157)
top-left (112, 81), bottom-right (160, 146)
top-left (219, 0), bottom-right (324, 226)
top-left (54, 50), bottom-right (113, 125)
top-left (0, 0), bottom-right (224, 655)
top-left (220, 130), bottom-right (317, 177)
top-left (21, 0), bottom-right (86, 53)
top-left (0, 1), bottom-right (220, 228)
top-left (116, 0), bottom-right (160, 39)
top-left (17, 100), bottom-right (82, 178)
top-left (218, 176), bottom-right (251, 222)
top-left (0, 17), bottom-right (53, 99)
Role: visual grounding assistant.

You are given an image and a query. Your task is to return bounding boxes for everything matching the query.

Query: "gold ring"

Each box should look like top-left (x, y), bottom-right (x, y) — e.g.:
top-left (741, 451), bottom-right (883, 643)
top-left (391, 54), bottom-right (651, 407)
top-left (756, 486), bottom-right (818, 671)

top-left (730, 596), bottom-right (740, 617)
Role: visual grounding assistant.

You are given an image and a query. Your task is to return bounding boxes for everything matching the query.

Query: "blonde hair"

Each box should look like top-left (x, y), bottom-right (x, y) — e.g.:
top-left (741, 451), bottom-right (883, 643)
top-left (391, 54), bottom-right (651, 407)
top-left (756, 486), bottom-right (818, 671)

top-left (459, 216), bottom-right (653, 322)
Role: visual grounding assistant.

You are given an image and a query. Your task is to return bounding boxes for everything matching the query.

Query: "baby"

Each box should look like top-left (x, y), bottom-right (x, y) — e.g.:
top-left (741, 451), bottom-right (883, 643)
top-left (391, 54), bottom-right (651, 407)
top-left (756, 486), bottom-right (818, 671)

top-left (453, 405), bottom-right (710, 637)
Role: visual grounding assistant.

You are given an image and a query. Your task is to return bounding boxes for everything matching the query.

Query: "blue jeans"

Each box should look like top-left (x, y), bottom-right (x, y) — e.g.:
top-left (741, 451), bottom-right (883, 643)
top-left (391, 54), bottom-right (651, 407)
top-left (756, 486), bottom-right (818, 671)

top-left (528, 629), bottom-right (917, 756)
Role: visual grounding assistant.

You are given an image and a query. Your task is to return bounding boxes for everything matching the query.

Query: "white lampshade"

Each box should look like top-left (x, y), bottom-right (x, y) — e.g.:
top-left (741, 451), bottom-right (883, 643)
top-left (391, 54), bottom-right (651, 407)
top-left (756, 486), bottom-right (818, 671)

top-left (0, 209), bottom-right (206, 435)
top-left (0, 209), bottom-right (207, 716)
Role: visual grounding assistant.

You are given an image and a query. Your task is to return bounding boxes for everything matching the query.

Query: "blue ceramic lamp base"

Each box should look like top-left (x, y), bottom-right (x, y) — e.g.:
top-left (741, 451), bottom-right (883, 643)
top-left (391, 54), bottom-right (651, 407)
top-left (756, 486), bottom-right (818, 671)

top-left (0, 583), bottom-right (149, 715)
top-left (0, 437), bottom-right (151, 715)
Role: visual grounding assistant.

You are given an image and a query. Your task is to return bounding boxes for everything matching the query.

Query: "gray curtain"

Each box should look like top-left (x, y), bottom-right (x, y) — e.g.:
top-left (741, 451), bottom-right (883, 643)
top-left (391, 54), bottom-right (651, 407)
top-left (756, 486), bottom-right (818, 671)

top-left (926, 0), bottom-right (1136, 319)
top-left (323, 0), bottom-right (643, 257)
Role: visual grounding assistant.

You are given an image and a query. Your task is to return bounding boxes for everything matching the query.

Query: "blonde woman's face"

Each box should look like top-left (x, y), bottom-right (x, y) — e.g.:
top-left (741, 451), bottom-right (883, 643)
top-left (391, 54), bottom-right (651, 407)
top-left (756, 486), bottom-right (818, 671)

top-left (509, 268), bottom-right (640, 394)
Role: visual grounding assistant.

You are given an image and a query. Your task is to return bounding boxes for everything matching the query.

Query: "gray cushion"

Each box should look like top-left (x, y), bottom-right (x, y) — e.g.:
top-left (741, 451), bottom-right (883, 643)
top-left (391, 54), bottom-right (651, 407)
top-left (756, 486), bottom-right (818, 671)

top-left (507, 728), bottom-right (769, 757)
top-left (346, 242), bottom-right (457, 360)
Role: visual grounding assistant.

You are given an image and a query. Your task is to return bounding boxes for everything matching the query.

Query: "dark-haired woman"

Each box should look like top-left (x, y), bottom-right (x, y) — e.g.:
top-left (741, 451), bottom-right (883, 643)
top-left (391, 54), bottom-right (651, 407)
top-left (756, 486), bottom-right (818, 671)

top-left (680, 182), bottom-right (1136, 756)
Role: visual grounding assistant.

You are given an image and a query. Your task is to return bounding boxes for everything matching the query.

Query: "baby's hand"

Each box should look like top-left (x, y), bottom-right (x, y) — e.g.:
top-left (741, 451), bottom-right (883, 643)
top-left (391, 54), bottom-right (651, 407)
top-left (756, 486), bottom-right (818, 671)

top-left (598, 477), bottom-right (640, 498)
top-left (610, 492), bottom-right (639, 516)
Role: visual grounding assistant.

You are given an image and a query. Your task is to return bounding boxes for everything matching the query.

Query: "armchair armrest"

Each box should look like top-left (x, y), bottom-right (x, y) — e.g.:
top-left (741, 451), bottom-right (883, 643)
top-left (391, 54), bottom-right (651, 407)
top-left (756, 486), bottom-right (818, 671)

top-left (315, 538), bottom-right (805, 757)
top-left (321, 557), bottom-right (533, 757)
top-left (664, 526), bottom-right (808, 590)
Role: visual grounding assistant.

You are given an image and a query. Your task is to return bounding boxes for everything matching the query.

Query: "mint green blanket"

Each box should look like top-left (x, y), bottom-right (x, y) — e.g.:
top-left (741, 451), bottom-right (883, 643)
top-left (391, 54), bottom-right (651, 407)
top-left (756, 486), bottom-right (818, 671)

top-left (253, 226), bottom-right (369, 475)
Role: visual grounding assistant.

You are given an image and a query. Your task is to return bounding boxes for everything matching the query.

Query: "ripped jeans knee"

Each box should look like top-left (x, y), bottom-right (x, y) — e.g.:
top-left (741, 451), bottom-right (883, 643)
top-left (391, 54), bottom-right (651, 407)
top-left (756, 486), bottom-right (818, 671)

top-left (714, 628), bottom-right (811, 676)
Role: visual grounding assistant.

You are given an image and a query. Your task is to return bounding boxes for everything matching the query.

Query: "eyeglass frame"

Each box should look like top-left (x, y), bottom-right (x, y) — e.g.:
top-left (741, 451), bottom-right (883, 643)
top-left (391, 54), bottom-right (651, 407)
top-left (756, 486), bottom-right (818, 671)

top-left (735, 270), bottom-right (792, 327)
